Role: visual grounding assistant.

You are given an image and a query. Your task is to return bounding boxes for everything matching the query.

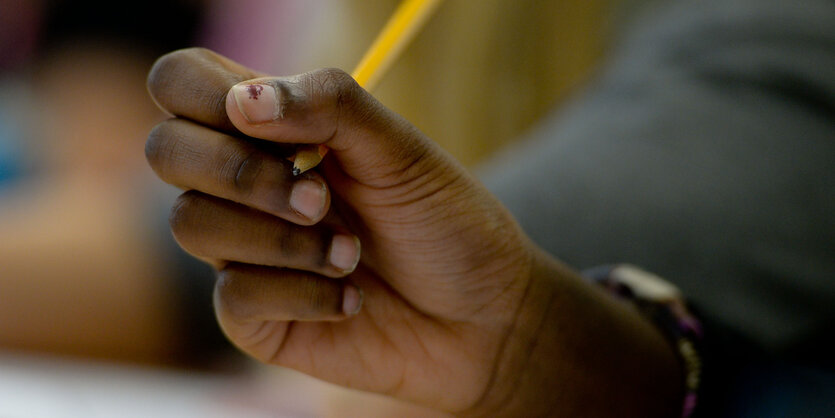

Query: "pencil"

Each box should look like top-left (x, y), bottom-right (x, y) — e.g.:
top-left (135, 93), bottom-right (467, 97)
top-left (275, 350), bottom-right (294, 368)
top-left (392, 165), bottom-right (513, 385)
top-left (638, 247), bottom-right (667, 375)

top-left (292, 0), bottom-right (445, 176)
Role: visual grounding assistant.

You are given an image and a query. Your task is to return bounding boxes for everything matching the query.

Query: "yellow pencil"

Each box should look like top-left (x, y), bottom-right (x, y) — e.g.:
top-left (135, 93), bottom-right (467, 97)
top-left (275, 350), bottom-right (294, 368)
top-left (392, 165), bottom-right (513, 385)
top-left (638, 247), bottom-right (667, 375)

top-left (292, 0), bottom-right (444, 176)
top-left (352, 0), bottom-right (444, 91)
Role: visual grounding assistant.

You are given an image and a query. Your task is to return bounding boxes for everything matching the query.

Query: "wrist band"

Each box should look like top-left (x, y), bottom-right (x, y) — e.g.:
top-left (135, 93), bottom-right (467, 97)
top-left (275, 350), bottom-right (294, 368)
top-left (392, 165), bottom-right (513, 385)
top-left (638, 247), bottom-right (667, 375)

top-left (584, 265), bottom-right (703, 418)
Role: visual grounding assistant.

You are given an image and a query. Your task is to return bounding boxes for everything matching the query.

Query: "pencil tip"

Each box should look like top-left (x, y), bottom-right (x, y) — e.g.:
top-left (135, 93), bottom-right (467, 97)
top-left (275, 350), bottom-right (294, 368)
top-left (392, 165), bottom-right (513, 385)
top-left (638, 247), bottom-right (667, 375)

top-left (292, 167), bottom-right (301, 176)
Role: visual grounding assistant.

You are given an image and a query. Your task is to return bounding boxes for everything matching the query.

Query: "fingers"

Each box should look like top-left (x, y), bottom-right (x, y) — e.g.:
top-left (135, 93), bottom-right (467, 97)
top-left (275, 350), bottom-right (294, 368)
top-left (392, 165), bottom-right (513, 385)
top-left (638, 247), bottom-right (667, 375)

top-left (214, 263), bottom-right (363, 325)
top-left (170, 192), bottom-right (361, 277)
top-left (213, 264), bottom-right (363, 361)
top-left (147, 48), bottom-right (454, 191)
top-left (147, 48), bottom-right (263, 133)
top-left (146, 118), bottom-right (329, 224)
top-left (224, 72), bottom-right (346, 145)
top-left (226, 69), bottom-right (449, 188)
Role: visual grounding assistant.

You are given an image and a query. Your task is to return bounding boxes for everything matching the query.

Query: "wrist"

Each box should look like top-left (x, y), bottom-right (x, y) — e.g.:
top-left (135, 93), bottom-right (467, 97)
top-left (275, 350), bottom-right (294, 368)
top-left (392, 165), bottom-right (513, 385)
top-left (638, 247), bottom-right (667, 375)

top-left (462, 250), bottom-right (683, 417)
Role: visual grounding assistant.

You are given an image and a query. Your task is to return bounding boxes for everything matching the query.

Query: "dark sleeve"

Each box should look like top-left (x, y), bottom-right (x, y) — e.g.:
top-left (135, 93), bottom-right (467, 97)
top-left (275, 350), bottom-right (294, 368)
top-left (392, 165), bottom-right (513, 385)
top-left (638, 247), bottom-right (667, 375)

top-left (478, 0), bottom-right (835, 415)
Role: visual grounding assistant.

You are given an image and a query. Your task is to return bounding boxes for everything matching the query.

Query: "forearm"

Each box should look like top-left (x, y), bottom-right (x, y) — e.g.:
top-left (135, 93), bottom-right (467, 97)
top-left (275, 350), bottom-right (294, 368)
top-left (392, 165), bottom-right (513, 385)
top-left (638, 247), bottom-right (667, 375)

top-left (466, 250), bottom-right (682, 417)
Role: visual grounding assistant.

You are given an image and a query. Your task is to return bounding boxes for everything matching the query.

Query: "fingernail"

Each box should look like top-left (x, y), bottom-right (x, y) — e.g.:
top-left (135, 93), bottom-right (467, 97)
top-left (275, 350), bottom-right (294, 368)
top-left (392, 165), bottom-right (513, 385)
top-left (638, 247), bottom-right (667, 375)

top-left (329, 235), bottom-right (361, 273)
top-left (231, 82), bottom-right (280, 123)
top-left (342, 284), bottom-right (363, 316)
top-left (289, 180), bottom-right (326, 220)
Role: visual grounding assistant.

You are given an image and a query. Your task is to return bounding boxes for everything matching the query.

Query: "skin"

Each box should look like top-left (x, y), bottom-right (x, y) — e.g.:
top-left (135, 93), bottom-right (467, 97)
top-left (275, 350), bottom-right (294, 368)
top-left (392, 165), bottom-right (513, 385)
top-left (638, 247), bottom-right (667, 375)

top-left (146, 48), bottom-right (682, 416)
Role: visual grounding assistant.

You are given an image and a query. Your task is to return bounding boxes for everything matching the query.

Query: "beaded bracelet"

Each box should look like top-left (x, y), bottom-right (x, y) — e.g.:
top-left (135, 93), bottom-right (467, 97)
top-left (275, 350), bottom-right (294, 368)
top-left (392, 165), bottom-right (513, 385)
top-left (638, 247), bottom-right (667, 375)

top-left (584, 265), bottom-right (703, 418)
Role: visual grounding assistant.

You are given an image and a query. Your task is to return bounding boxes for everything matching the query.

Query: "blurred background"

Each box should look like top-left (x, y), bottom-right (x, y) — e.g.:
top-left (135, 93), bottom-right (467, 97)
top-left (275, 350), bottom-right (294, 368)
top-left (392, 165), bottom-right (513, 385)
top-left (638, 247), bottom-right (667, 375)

top-left (0, 0), bottom-right (667, 416)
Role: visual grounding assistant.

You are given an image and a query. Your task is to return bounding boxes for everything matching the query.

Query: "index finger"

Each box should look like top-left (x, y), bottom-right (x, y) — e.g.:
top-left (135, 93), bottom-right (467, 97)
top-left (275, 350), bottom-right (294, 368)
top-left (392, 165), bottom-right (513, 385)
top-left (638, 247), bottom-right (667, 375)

top-left (147, 48), bottom-right (264, 133)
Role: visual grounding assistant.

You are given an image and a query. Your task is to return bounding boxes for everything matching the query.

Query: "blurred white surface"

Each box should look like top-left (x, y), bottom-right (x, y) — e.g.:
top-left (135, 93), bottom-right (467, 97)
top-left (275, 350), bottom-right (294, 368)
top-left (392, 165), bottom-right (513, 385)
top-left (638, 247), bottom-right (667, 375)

top-left (0, 352), bottom-right (323, 418)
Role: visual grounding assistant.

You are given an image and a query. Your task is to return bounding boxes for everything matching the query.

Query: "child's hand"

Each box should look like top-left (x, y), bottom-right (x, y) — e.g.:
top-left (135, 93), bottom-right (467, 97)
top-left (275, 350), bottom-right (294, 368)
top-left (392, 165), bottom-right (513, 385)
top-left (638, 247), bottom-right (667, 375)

top-left (146, 48), bottom-right (681, 417)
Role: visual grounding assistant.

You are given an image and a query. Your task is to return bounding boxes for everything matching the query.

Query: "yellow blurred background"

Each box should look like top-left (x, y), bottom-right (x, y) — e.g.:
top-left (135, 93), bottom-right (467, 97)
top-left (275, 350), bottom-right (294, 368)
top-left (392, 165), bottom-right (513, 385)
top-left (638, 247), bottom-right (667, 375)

top-left (339, 0), bottom-right (609, 166)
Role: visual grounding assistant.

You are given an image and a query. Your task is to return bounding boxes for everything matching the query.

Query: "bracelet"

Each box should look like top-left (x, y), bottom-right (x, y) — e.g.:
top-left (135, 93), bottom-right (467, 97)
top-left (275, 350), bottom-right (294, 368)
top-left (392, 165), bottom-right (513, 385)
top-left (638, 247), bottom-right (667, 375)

top-left (584, 265), bottom-right (703, 418)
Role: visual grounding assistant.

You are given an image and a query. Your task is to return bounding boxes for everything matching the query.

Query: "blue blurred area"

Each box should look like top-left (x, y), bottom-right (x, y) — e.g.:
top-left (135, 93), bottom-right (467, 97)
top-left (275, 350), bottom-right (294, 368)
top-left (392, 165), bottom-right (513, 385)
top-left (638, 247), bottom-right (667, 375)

top-left (0, 102), bottom-right (24, 191)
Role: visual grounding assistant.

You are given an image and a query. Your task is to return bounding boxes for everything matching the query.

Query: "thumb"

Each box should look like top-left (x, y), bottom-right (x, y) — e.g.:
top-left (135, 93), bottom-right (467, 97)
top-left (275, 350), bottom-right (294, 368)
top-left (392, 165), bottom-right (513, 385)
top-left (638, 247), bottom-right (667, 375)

top-left (226, 69), bottom-right (461, 190)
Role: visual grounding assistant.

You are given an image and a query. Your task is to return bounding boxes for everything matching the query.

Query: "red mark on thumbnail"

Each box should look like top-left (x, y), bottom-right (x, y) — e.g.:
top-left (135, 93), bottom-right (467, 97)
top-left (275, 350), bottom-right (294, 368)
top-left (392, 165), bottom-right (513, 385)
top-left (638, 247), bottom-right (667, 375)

top-left (246, 84), bottom-right (263, 100)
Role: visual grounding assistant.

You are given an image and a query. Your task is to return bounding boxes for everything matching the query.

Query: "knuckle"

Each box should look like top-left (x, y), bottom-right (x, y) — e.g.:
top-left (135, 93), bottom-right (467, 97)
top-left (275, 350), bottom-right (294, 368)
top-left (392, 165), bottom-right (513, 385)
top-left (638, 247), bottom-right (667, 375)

top-left (272, 225), bottom-right (306, 260)
top-left (168, 191), bottom-right (203, 247)
top-left (215, 269), bottom-right (237, 302)
top-left (145, 119), bottom-right (177, 169)
top-left (316, 229), bottom-right (333, 269)
top-left (147, 48), bottom-right (201, 103)
top-left (216, 265), bottom-right (272, 321)
top-left (214, 268), bottom-right (252, 319)
top-left (301, 279), bottom-right (333, 314)
top-left (218, 146), bottom-right (263, 197)
top-left (270, 226), bottom-right (329, 268)
top-left (146, 119), bottom-right (198, 181)
top-left (148, 48), bottom-right (212, 83)
top-left (318, 67), bottom-right (356, 88)
top-left (309, 67), bottom-right (360, 102)
top-left (148, 47), bottom-right (245, 131)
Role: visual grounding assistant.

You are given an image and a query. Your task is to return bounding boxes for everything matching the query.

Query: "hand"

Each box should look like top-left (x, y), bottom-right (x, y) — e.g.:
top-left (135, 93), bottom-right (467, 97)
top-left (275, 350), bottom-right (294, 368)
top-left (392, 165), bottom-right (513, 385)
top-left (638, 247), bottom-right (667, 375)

top-left (146, 48), bottom-right (681, 416)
